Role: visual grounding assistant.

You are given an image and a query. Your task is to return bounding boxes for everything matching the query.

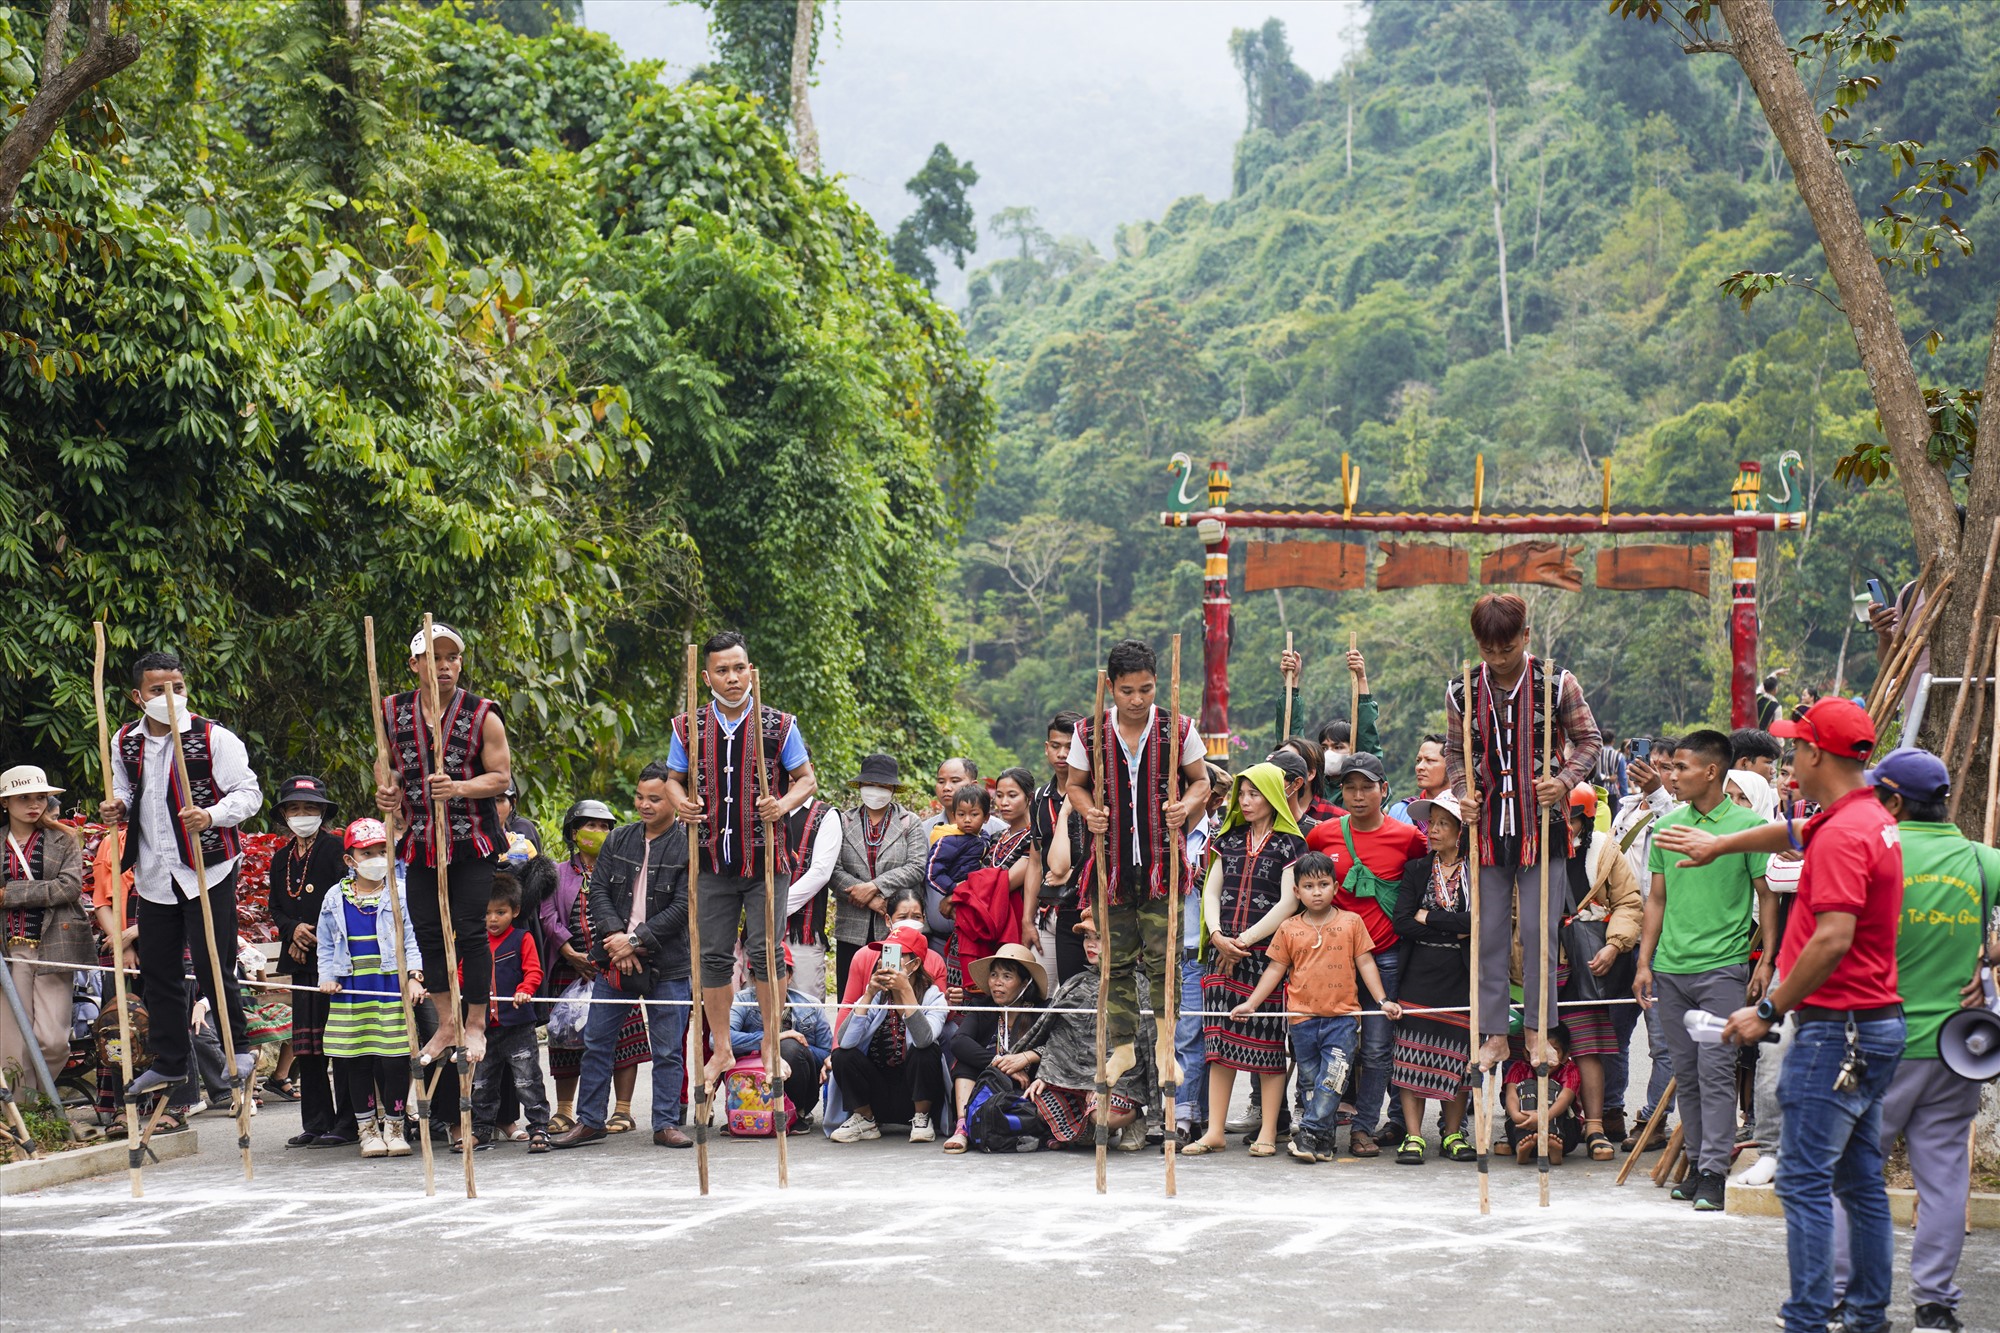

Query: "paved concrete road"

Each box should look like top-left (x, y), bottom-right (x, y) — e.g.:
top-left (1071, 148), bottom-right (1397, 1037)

top-left (4, 1092), bottom-right (1997, 1331)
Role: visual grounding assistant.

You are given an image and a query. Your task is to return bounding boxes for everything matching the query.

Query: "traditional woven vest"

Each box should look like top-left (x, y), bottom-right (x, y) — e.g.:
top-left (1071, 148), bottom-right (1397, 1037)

top-left (783, 800), bottom-right (834, 944)
top-left (673, 702), bottom-right (795, 880)
top-left (116, 717), bottom-right (242, 871)
top-left (383, 688), bottom-right (501, 865)
top-left (1448, 656), bottom-right (1578, 868)
top-left (1077, 706), bottom-right (1181, 905)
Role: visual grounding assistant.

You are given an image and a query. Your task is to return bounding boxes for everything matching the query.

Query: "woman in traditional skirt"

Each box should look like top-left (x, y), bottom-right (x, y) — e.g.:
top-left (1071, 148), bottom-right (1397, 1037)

top-left (1389, 790), bottom-right (1476, 1165)
top-left (538, 801), bottom-right (647, 1133)
top-left (1553, 787), bottom-right (1641, 1160)
top-left (1186, 762), bottom-right (1306, 1157)
top-left (316, 819), bottom-right (422, 1160)
top-left (266, 774), bottom-right (359, 1147)
top-left (946, 768), bottom-right (1039, 1003)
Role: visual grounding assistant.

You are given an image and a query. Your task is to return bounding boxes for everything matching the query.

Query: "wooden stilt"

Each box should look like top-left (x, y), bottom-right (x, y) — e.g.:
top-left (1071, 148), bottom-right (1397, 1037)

top-left (1281, 630), bottom-right (1295, 739)
top-left (0, 1063), bottom-right (37, 1158)
top-left (749, 669), bottom-right (790, 1189)
top-left (93, 622), bottom-right (142, 1196)
top-left (1651, 1121), bottom-right (1687, 1187)
top-left (684, 644), bottom-right (712, 1196)
top-left (163, 690), bottom-right (254, 1181)
top-left (1090, 670), bottom-right (1111, 1196)
top-left (1162, 634), bottom-right (1183, 1198)
top-left (1463, 662), bottom-right (1489, 1216)
top-left (1615, 1075), bottom-right (1675, 1186)
top-left (366, 617), bottom-right (435, 1195)
top-left (418, 615), bottom-right (476, 1198)
top-left (1536, 657), bottom-right (1554, 1208)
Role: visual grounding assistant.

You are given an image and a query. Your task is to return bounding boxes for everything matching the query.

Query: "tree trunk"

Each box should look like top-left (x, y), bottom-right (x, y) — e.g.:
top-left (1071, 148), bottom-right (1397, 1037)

top-left (1345, 98), bottom-right (1353, 177)
top-left (1718, 0), bottom-right (1996, 835)
top-left (1486, 88), bottom-right (1513, 355)
top-left (1532, 148), bottom-right (1545, 263)
top-left (0, 0), bottom-right (142, 220)
top-left (789, 0), bottom-right (819, 176)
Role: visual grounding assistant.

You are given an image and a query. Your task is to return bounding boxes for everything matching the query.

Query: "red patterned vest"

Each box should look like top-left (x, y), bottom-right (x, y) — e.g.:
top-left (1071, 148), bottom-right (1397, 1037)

top-left (383, 688), bottom-right (502, 865)
top-left (1076, 707), bottom-right (1188, 906)
top-left (672, 702), bottom-right (795, 881)
top-left (115, 717), bottom-right (242, 871)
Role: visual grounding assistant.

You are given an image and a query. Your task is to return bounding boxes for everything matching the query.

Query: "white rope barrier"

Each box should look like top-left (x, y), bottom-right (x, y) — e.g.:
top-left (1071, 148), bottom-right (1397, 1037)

top-left (25, 955), bottom-right (1646, 1024)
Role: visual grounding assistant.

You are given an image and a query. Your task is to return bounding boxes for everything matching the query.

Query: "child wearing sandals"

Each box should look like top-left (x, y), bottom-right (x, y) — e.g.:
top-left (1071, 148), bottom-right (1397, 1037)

top-left (316, 819), bottom-right (423, 1159)
top-left (1222, 851), bottom-right (1400, 1163)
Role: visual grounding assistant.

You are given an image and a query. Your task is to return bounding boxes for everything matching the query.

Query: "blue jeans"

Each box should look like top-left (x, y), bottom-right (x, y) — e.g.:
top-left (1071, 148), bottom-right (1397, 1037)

top-left (1293, 1015), bottom-right (1362, 1135)
top-left (1774, 1016), bottom-right (1904, 1333)
top-left (1632, 1001), bottom-right (1676, 1120)
top-left (579, 976), bottom-right (691, 1131)
top-left (1174, 956), bottom-right (1208, 1124)
top-left (1353, 948), bottom-right (1400, 1136)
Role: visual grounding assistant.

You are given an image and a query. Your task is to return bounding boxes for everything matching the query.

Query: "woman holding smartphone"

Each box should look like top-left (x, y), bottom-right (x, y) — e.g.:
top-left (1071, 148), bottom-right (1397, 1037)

top-left (826, 923), bottom-right (951, 1144)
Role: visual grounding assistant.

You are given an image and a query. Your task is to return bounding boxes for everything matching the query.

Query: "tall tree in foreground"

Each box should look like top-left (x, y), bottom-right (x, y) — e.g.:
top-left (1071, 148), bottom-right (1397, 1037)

top-left (890, 142), bottom-right (978, 293)
top-left (1616, 0), bottom-right (1998, 831)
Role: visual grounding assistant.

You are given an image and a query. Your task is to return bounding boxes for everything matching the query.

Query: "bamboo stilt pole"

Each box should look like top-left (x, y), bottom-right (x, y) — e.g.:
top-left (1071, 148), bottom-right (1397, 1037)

top-left (749, 669), bottom-right (790, 1189)
top-left (93, 622), bottom-right (141, 1195)
top-left (1947, 617), bottom-right (1996, 824)
top-left (418, 615), bottom-right (476, 1198)
top-left (1090, 670), bottom-right (1111, 1196)
top-left (1162, 634), bottom-right (1182, 1198)
top-left (684, 644), bottom-right (712, 1195)
top-left (163, 690), bottom-right (254, 1181)
top-left (366, 617), bottom-right (435, 1195)
top-left (1536, 655), bottom-right (1554, 1208)
top-left (1281, 631), bottom-right (1295, 739)
top-left (1614, 1075), bottom-right (1675, 1186)
top-left (1939, 518), bottom-right (2000, 763)
top-left (1463, 661), bottom-right (1489, 1216)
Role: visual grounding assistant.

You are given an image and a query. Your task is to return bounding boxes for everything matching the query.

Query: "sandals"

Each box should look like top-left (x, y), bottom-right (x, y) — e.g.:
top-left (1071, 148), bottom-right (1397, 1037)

top-left (263, 1076), bottom-right (300, 1101)
top-left (1586, 1129), bottom-right (1616, 1161)
top-left (1246, 1140), bottom-right (1277, 1158)
top-left (1348, 1128), bottom-right (1380, 1158)
top-left (605, 1112), bottom-right (637, 1134)
top-left (942, 1132), bottom-right (969, 1155)
top-left (547, 1112), bottom-right (576, 1135)
top-left (528, 1129), bottom-right (551, 1154)
top-left (1441, 1131), bottom-right (1477, 1163)
top-left (1395, 1134), bottom-right (1427, 1165)
top-left (1180, 1139), bottom-right (1222, 1156)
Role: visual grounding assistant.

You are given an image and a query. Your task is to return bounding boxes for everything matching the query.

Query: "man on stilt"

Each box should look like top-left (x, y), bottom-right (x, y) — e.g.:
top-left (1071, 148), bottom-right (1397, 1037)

top-left (102, 652), bottom-right (264, 1106)
top-left (375, 621), bottom-right (512, 1067)
top-left (1065, 640), bottom-right (1210, 1105)
top-left (1445, 595), bottom-right (1602, 1073)
top-left (666, 631), bottom-right (818, 1093)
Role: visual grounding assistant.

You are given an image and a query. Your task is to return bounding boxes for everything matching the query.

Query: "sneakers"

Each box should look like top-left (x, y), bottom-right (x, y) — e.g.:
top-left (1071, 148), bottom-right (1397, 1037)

top-left (1914, 1303), bottom-right (1964, 1331)
top-left (359, 1120), bottom-right (390, 1159)
top-left (1288, 1132), bottom-right (1318, 1163)
top-left (1313, 1132), bottom-right (1339, 1163)
top-left (1116, 1119), bottom-right (1147, 1152)
top-left (1671, 1171), bottom-right (1698, 1202)
top-left (908, 1112), bottom-right (935, 1143)
top-left (382, 1122), bottom-right (412, 1157)
top-left (830, 1114), bottom-right (880, 1143)
top-left (1692, 1170), bottom-right (1727, 1211)
top-left (1395, 1134), bottom-right (1427, 1165)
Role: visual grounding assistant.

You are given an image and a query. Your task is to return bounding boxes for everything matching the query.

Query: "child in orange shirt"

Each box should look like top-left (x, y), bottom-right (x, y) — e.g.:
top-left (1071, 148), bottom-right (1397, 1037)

top-left (1231, 851), bottom-right (1399, 1162)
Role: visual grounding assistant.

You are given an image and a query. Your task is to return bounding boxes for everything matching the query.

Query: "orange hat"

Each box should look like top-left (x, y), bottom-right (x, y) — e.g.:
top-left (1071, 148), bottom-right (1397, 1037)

top-left (1567, 785), bottom-right (1598, 819)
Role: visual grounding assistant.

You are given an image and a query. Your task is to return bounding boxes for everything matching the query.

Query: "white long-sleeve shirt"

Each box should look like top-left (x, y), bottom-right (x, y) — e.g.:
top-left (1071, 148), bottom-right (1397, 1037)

top-left (1611, 785), bottom-right (1677, 895)
top-left (111, 716), bottom-right (263, 906)
top-left (787, 806), bottom-right (845, 916)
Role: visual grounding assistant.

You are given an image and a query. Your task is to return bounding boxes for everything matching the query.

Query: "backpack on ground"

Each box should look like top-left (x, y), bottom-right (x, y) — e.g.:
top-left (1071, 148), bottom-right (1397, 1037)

top-left (963, 1065), bottom-right (1049, 1154)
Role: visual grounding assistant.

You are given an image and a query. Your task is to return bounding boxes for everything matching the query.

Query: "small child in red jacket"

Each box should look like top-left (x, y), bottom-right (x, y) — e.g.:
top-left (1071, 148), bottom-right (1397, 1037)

top-left (466, 878), bottom-right (551, 1151)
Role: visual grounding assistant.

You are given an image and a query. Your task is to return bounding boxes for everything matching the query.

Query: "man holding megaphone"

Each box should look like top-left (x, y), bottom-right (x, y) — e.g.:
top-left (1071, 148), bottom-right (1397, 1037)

top-left (1830, 749), bottom-right (2000, 1333)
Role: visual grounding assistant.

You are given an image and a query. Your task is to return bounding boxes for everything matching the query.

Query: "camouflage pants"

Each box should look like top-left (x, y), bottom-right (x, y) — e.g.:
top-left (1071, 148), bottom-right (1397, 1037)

top-left (1091, 880), bottom-right (1175, 1050)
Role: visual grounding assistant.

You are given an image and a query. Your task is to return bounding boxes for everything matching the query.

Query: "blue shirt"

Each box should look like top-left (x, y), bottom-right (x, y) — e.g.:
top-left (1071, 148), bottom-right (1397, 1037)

top-left (666, 701), bottom-right (811, 774)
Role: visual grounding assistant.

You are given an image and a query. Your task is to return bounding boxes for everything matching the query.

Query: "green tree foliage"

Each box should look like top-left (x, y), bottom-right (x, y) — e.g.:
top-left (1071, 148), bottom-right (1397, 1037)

top-left (689, 0), bottom-right (822, 129)
top-left (889, 142), bottom-right (979, 293)
top-left (957, 1), bottom-right (1997, 773)
top-left (0, 1), bottom-right (990, 809)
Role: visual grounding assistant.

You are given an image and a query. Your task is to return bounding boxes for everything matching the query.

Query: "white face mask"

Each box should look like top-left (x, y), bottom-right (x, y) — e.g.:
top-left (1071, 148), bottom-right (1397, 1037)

top-left (354, 856), bottom-right (389, 882)
top-left (143, 692), bottom-right (191, 727)
top-left (1322, 752), bottom-right (1340, 777)
top-left (858, 785), bottom-right (894, 811)
top-left (287, 814), bottom-right (323, 839)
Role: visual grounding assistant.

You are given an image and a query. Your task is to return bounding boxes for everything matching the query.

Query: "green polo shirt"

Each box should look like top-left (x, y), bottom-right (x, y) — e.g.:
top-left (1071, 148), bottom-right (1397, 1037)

top-left (1894, 822), bottom-right (2000, 1060)
top-left (1647, 798), bottom-right (1772, 975)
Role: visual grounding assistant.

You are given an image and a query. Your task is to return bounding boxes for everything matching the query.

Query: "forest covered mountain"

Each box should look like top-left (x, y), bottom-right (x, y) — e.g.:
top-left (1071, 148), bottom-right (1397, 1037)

top-left (950, 0), bottom-right (1999, 774)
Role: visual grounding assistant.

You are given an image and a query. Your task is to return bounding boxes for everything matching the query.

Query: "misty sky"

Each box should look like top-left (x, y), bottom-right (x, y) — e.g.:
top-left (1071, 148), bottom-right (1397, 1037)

top-left (582, 0), bottom-right (1364, 302)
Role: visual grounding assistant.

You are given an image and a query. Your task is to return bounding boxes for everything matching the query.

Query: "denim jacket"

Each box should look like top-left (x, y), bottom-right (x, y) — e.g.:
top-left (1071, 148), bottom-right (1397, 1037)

top-left (314, 877), bottom-right (422, 980)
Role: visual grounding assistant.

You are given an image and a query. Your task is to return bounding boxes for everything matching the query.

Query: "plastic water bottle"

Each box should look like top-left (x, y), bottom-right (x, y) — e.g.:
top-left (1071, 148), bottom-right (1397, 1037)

top-left (1682, 1009), bottom-right (1730, 1044)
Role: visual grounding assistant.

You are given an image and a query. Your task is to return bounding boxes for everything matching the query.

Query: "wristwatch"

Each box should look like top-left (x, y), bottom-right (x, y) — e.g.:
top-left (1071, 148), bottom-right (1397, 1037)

top-left (1755, 996), bottom-right (1781, 1023)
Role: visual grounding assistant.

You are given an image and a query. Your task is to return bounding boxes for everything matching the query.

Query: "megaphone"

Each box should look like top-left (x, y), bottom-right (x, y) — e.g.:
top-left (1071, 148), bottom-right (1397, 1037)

top-left (1938, 1006), bottom-right (2000, 1082)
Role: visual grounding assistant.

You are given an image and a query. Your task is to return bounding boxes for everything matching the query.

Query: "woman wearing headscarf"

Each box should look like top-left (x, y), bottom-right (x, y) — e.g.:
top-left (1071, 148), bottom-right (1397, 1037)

top-left (539, 799), bottom-right (646, 1134)
top-left (1184, 762), bottom-right (1306, 1157)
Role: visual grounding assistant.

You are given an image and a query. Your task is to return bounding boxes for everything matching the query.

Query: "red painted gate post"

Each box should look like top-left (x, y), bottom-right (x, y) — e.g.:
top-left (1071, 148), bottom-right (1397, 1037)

top-left (1729, 462), bottom-right (1762, 729)
top-left (1200, 460), bottom-right (1232, 760)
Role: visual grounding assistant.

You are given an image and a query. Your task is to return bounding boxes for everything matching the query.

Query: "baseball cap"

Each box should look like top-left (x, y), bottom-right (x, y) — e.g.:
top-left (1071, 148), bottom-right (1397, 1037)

top-left (1769, 698), bottom-right (1876, 761)
top-left (884, 925), bottom-right (926, 959)
top-left (343, 817), bottom-right (388, 850)
top-left (1336, 752), bottom-right (1388, 784)
top-left (408, 621), bottom-right (466, 657)
top-left (1864, 747), bottom-right (1950, 803)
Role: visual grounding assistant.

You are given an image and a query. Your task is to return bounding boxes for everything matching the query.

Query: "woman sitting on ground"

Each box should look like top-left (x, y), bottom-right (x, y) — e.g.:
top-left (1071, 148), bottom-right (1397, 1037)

top-left (837, 888), bottom-right (946, 1033)
top-left (943, 942), bottom-right (1047, 1153)
top-left (997, 922), bottom-right (1159, 1151)
top-left (827, 924), bottom-right (951, 1144)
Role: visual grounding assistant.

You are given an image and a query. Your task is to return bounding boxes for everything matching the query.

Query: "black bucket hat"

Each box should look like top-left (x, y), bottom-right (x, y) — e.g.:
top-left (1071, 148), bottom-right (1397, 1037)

top-left (848, 753), bottom-right (907, 790)
top-left (275, 774), bottom-right (336, 812)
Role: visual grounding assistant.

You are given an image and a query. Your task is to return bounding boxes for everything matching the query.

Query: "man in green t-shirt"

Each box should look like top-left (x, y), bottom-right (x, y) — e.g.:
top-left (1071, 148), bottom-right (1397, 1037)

top-left (1831, 748), bottom-right (2000, 1331)
top-left (1634, 729), bottom-right (1776, 1212)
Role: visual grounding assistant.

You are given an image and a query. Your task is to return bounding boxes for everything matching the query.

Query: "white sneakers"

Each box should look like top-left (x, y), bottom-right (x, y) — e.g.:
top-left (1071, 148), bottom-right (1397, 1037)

top-left (908, 1113), bottom-right (935, 1143)
top-left (358, 1120), bottom-right (390, 1159)
top-left (830, 1114), bottom-right (881, 1143)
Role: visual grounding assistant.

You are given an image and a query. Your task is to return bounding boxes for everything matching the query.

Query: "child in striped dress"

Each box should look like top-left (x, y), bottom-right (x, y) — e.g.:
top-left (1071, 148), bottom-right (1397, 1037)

top-left (316, 819), bottom-right (423, 1160)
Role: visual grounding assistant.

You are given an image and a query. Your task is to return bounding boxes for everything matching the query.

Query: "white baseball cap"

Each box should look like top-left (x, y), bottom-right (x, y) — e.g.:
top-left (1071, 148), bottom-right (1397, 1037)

top-left (0, 765), bottom-right (65, 801)
top-left (408, 621), bottom-right (466, 656)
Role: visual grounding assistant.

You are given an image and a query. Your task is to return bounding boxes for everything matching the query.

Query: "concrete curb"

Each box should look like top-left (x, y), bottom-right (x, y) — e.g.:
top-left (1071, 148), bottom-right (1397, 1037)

top-left (1, 1130), bottom-right (200, 1195)
top-left (1727, 1179), bottom-right (2000, 1228)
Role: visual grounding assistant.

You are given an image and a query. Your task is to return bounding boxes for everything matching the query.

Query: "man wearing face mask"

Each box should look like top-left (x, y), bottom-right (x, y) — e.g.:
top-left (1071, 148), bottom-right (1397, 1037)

top-left (101, 650), bottom-right (264, 1102)
top-left (828, 754), bottom-right (929, 1000)
top-left (266, 774), bottom-right (362, 1146)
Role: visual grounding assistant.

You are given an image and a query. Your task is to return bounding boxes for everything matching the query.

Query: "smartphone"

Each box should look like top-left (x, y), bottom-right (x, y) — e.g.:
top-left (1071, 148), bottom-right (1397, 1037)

top-left (1866, 577), bottom-right (1888, 608)
top-left (879, 942), bottom-right (904, 973)
top-left (1630, 736), bottom-right (1652, 761)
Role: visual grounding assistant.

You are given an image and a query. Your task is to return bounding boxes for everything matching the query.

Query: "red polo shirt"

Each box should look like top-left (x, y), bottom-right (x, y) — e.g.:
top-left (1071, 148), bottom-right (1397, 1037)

top-left (1777, 786), bottom-right (1903, 1010)
top-left (1305, 814), bottom-right (1427, 953)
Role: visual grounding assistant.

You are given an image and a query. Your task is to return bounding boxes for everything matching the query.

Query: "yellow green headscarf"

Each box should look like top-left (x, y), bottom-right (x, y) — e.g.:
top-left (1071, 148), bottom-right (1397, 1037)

top-left (1216, 761), bottom-right (1303, 840)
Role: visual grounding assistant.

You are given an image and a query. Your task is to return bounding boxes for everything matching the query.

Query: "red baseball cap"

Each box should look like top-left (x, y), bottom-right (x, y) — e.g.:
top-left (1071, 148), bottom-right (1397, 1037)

top-left (1770, 698), bottom-right (1876, 761)
top-left (884, 925), bottom-right (926, 958)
